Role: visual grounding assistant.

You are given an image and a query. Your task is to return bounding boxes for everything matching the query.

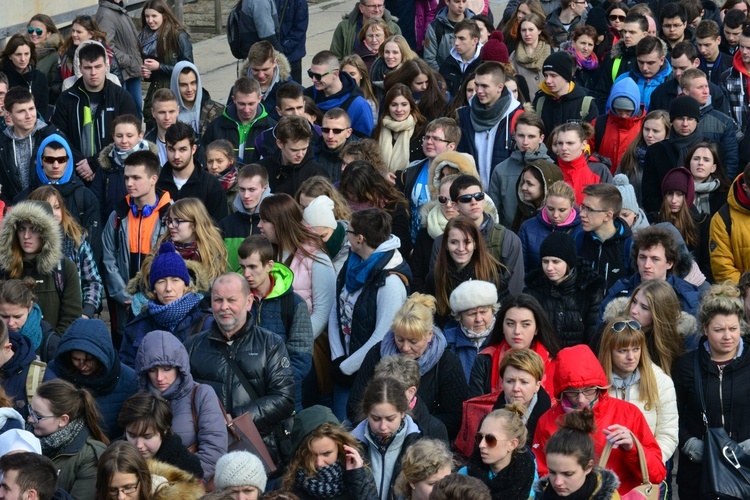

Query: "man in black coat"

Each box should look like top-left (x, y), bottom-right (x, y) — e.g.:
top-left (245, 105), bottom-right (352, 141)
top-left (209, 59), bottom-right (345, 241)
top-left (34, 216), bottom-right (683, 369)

top-left (439, 19), bottom-right (484, 97)
top-left (157, 122), bottom-right (228, 223)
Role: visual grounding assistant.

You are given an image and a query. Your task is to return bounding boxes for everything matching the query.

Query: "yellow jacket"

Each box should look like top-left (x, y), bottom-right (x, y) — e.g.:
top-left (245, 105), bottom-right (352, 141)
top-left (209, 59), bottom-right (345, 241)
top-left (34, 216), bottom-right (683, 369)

top-left (710, 174), bottom-right (750, 282)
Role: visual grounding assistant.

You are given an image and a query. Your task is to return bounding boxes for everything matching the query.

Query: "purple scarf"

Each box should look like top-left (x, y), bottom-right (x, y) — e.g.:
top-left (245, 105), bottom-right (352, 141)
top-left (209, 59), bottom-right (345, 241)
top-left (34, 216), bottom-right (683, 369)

top-left (568, 46), bottom-right (599, 71)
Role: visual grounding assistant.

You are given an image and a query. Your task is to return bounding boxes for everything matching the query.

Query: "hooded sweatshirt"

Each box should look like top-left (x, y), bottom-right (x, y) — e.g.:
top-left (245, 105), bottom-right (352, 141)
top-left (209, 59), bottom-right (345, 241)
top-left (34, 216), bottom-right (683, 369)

top-left (170, 61), bottom-right (203, 135)
top-left (615, 47), bottom-right (672, 111)
top-left (595, 76), bottom-right (646, 171)
top-left (304, 72), bottom-right (374, 137)
top-left (3, 119), bottom-right (51, 192)
top-left (0, 332), bottom-right (38, 418)
top-left (219, 185), bottom-right (272, 272)
top-left (35, 134), bottom-right (75, 185)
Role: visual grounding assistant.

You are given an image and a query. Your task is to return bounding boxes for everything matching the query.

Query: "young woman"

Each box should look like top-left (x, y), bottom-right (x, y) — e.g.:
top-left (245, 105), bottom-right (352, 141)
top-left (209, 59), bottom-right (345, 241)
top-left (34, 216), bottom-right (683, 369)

top-left (385, 59), bottom-right (448, 122)
top-left (686, 142), bottom-right (730, 217)
top-left (518, 179), bottom-right (581, 272)
top-left (258, 194), bottom-right (336, 339)
top-left (545, 0), bottom-right (587, 47)
top-left (673, 283), bottom-right (750, 499)
top-left (469, 294), bottom-right (561, 398)
top-left (595, 2), bottom-right (628, 61)
top-left (617, 110), bottom-right (671, 205)
top-left (138, 0), bottom-right (193, 126)
top-left (395, 439), bottom-right (453, 500)
top-left (0, 278), bottom-right (58, 362)
top-left (282, 405), bottom-right (379, 500)
top-left (296, 176), bottom-right (353, 222)
top-left (374, 84), bottom-right (426, 174)
top-left (28, 186), bottom-right (103, 319)
top-left (135, 329), bottom-right (227, 481)
top-left (346, 293), bottom-right (469, 439)
top-left (30, 379), bottom-right (109, 499)
top-left (534, 409), bottom-right (621, 499)
top-left (339, 160), bottom-right (412, 259)
top-left (462, 403), bottom-right (537, 499)
top-left (0, 34), bottom-right (49, 120)
top-left (502, 0), bottom-right (547, 55)
top-left (341, 55), bottom-right (379, 123)
top-left (206, 139), bottom-right (239, 215)
top-left (370, 35), bottom-right (417, 101)
top-left (567, 25), bottom-right (600, 93)
top-left (351, 376), bottom-right (422, 500)
top-left (119, 392), bottom-right (204, 479)
top-left (598, 317), bottom-right (678, 467)
top-left (510, 14), bottom-right (553, 98)
top-left (26, 14), bottom-right (62, 89)
top-left (525, 231), bottom-right (605, 348)
top-left (354, 18), bottom-right (392, 72)
top-left (445, 72), bottom-right (476, 120)
top-left (427, 216), bottom-right (507, 327)
top-left (554, 123), bottom-right (612, 204)
top-left (0, 201), bottom-right (81, 334)
top-left (511, 159), bottom-right (564, 232)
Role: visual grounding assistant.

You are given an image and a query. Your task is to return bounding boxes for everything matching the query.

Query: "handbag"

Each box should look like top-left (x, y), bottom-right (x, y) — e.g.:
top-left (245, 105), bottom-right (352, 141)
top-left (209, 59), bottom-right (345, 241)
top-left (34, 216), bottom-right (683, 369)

top-left (694, 352), bottom-right (750, 499)
top-left (454, 391), bottom-right (503, 459)
top-left (598, 431), bottom-right (658, 500)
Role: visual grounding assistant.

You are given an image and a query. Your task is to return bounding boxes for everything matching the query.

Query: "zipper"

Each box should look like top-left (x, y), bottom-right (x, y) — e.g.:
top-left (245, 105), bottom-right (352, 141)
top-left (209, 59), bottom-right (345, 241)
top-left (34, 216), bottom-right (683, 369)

top-left (718, 365), bottom-right (726, 429)
top-left (378, 447), bottom-right (387, 495)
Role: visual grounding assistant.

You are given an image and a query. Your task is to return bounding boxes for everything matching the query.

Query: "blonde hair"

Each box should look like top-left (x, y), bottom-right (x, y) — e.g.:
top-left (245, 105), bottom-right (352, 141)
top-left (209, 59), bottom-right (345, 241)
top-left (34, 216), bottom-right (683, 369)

top-left (698, 281), bottom-right (745, 328)
top-left (598, 317), bottom-right (660, 411)
top-left (483, 403), bottom-right (528, 455)
top-left (545, 180), bottom-right (576, 207)
top-left (395, 439), bottom-right (454, 497)
top-left (499, 348), bottom-right (545, 381)
top-left (377, 35), bottom-right (417, 62)
top-left (391, 293), bottom-right (436, 340)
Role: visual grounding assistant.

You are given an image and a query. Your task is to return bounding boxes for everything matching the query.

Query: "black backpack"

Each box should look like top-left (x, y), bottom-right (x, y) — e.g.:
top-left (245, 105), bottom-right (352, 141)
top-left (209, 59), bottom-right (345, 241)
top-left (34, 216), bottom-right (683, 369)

top-left (227, 1), bottom-right (253, 59)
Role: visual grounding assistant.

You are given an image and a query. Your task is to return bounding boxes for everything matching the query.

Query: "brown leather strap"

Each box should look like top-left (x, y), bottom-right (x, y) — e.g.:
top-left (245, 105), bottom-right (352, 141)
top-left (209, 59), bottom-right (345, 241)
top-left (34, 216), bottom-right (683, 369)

top-left (598, 431), bottom-right (651, 486)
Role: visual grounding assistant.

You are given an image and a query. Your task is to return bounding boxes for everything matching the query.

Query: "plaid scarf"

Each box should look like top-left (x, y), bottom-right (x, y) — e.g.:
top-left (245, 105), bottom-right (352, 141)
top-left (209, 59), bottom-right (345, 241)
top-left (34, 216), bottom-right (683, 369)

top-left (295, 461), bottom-right (346, 498)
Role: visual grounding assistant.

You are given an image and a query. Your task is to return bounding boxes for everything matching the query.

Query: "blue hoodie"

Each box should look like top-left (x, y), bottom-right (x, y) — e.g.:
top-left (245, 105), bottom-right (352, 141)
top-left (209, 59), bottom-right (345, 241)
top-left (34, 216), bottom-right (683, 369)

top-left (605, 76), bottom-right (642, 115)
top-left (615, 58), bottom-right (672, 111)
top-left (35, 134), bottom-right (75, 185)
top-left (305, 72), bottom-right (374, 136)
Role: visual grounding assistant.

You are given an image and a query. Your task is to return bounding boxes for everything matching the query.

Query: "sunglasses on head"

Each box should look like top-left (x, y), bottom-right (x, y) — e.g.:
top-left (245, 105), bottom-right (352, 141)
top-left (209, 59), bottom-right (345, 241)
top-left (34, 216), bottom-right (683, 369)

top-left (42, 155), bottom-right (69, 164)
top-left (27, 27), bottom-right (43, 36)
top-left (612, 320), bottom-right (641, 332)
top-left (609, 14), bottom-right (626, 21)
top-left (475, 432), bottom-right (499, 448)
top-left (456, 192), bottom-right (485, 204)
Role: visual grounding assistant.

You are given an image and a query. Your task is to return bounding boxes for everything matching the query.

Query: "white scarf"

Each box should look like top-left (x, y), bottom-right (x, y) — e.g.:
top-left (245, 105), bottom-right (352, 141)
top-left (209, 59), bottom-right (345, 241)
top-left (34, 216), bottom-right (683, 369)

top-left (379, 115), bottom-right (416, 173)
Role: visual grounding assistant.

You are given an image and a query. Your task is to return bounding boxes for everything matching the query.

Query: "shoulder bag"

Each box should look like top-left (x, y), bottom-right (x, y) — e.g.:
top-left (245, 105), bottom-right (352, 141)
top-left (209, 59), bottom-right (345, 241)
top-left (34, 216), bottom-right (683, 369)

top-left (599, 431), bottom-right (658, 499)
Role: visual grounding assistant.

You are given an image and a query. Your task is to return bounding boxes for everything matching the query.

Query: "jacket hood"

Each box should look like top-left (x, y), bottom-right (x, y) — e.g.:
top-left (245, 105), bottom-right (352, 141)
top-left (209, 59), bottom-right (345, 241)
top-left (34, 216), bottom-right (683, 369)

top-left (170, 61), bottom-right (203, 115)
top-left (53, 318), bottom-right (120, 376)
top-left (311, 72), bottom-right (363, 107)
top-left (733, 50), bottom-right (750, 77)
top-left (606, 76), bottom-right (641, 114)
top-left (427, 151), bottom-right (480, 199)
top-left (553, 344), bottom-right (608, 398)
top-left (654, 221), bottom-right (697, 277)
top-left (515, 158), bottom-right (564, 210)
top-left (351, 413), bottom-right (420, 441)
top-left (98, 141), bottom-right (160, 172)
top-left (609, 39), bottom-right (635, 60)
top-left (134, 330), bottom-right (194, 398)
top-left (0, 201), bottom-right (62, 275)
top-left (728, 174), bottom-right (750, 214)
top-left (71, 40), bottom-right (111, 79)
top-left (35, 134), bottom-right (74, 184)
top-left (233, 185), bottom-right (272, 215)
top-left (603, 296), bottom-right (698, 340)
top-left (535, 468), bottom-right (620, 498)
top-left (3, 118), bottom-right (48, 142)
top-left (2, 332), bottom-right (36, 378)
top-left (240, 51), bottom-right (292, 85)
top-left (0, 407), bottom-right (24, 430)
top-left (267, 262), bottom-right (294, 299)
top-left (148, 459), bottom-right (205, 500)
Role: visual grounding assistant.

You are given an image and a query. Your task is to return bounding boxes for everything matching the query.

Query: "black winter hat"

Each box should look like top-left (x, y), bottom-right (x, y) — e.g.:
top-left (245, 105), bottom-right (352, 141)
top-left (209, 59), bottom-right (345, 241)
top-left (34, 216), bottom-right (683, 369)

top-left (542, 51), bottom-right (575, 82)
top-left (539, 231), bottom-right (577, 271)
top-left (586, 6), bottom-right (609, 36)
top-left (669, 95), bottom-right (701, 122)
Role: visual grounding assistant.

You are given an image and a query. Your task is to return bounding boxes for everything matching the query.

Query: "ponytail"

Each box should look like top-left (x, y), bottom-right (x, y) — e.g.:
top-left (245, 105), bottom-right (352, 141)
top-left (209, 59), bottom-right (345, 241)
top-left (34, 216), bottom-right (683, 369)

top-left (35, 380), bottom-right (109, 445)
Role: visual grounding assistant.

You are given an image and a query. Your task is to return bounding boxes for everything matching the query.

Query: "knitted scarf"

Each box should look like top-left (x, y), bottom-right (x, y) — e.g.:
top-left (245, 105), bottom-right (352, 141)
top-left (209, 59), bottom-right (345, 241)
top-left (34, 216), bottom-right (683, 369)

top-left (367, 419), bottom-right (405, 452)
top-left (295, 461), bottom-right (347, 498)
top-left (514, 41), bottom-right (551, 72)
top-left (379, 115), bottom-right (416, 173)
top-left (345, 250), bottom-right (387, 293)
top-left (138, 29), bottom-right (159, 58)
top-left (611, 368), bottom-right (641, 401)
top-left (147, 292), bottom-right (202, 333)
top-left (568, 46), bottom-right (599, 70)
top-left (13, 303), bottom-right (43, 350)
top-left (426, 205), bottom-right (451, 239)
top-left (460, 317), bottom-right (496, 349)
top-left (111, 139), bottom-right (152, 169)
top-left (380, 328), bottom-right (446, 375)
top-left (466, 446), bottom-right (536, 499)
top-left (173, 241), bottom-right (201, 262)
top-left (470, 92), bottom-right (512, 132)
top-left (694, 177), bottom-right (720, 215)
top-left (668, 129), bottom-right (703, 167)
top-left (217, 164), bottom-right (238, 191)
top-left (325, 223), bottom-right (347, 259)
top-left (38, 418), bottom-right (85, 457)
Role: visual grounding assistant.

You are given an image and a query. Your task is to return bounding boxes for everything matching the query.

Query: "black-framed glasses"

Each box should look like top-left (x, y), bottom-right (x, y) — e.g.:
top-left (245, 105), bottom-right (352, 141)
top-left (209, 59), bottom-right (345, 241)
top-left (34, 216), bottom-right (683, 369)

top-left (166, 218), bottom-right (192, 227)
top-left (612, 320), bottom-right (641, 332)
top-left (422, 135), bottom-right (452, 144)
top-left (609, 14), bottom-right (626, 21)
top-left (321, 127), bottom-right (350, 134)
top-left (475, 432), bottom-right (499, 448)
top-left (308, 69), bottom-right (336, 81)
top-left (345, 229), bottom-right (359, 235)
top-left (27, 27), bottom-right (43, 36)
top-left (28, 409), bottom-right (56, 423)
top-left (437, 195), bottom-right (453, 205)
top-left (42, 155), bottom-right (69, 164)
top-left (562, 387), bottom-right (598, 399)
top-left (108, 479), bottom-right (140, 498)
top-left (455, 192), bottom-right (485, 204)
top-left (579, 203), bottom-right (608, 214)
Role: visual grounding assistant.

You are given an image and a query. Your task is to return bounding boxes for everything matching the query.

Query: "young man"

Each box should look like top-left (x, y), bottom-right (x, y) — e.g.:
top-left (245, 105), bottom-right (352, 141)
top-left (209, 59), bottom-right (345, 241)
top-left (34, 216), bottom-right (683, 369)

top-left (237, 235), bottom-right (313, 409)
top-left (202, 77), bottom-right (276, 163)
top-left (720, 8), bottom-right (746, 55)
top-left (258, 115), bottom-right (328, 196)
top-left (316, 108), bottom-right (355, 180)
top-left (456, 61), bottom-right (522, 188)
top-left (575, 183), bottom-right (633, 291)
top-left (660, 3), bottom-right (692, 53)
top-left (235, 41), bottom-right (296, 121)
top-left (439, 19), bottom-right (484, 97)
top-left (596, 13), bottom-right (648, 108)
top-left (329, 0), bottom-right (402, 60)
top-left (615, 36), bottom-right (671, 111)
top-left (600, 225), bottom-right (700, 318)
top-left (696, 20), bottom-right (732, 85)
top-left (144, 89), bottom-right (179, 166)
top-left (0, 87), bottom-right (61, 203)
top-left (431, 175), bottom-right (524, 294)
top-left (0, 452), bottom-right (58, 500)
top-left (534, 51), bottom-right (599, 133)
top-left (489, 113), bottom-right (551, 228)
top-left (424, 0), bottom-right (475, 70)
top-left (102, 151), bottom-right (172, 341)
top-left (51, 42), bottom-right (138, 183)
top-left (157, 122), bottom-right (228, 222)
top-left (721, 24), bottom-right (750, 171)
top-left (219, 164), bottom-right (272, 272)
top-left (304, 51), bottom-right (374, 137)
top-left (710, 161), bottom-right (750, 282)
top-left (170, 62), bottom-right (224, 138)
top-left (680, 68), bottom-right (739, 178)
top-left (591, 77), bottom-right (645, 171)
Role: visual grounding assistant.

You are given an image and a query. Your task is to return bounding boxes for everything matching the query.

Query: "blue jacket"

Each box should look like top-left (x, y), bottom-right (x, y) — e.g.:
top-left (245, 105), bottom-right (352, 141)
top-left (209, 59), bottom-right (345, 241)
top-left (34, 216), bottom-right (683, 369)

top-left (0, 332), bottom-right (37, 418)
top-left (443, 321), bottom-right (489, 383)
top-left (45, 318), bottom-right (137, 439)
top-left (276, 0), bottom-right (308, 63)
top-left (614, 59), bottom-right (672, 111)
top-left (518, 210), bottom-right (583, 274)
top-left (304, 72), bottom-right (374, 137)
top-left (605, 75), bottom-right (641, 113)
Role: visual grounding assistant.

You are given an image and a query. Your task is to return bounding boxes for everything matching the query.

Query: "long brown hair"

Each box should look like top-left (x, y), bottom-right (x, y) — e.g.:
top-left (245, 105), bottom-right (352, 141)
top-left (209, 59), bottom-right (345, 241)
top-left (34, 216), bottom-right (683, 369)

top-left (434, 216), bottom-right (501, 316)
top-left (35, 379), bottom-right (109, 444)
top-left (384, 59), bottom-right (447, 122)
top-left (1, 34), bottom-right (37, 67)
top-left (341, 54), bottom-right (378, 106)
top-left (619, 110), bottom-right (670, 178)
top-left (295, 176), bottom-right (352, 221)
top-left (258, 194), bottom-right (326, 267)
top-left (659, 193), bottom-right (698, 248)
top-left (339, 160), bottom-right (408, 209)
top-left (96, 441), bottom-right (152, 500)
top-left (140, 0), bottom-right (189, 59)
top-left (28, 186), bottom-right (85, 246)
top-left (59, 16), bottom-right (107, 57)
top-left (374, 83), bottom-right (426, 141)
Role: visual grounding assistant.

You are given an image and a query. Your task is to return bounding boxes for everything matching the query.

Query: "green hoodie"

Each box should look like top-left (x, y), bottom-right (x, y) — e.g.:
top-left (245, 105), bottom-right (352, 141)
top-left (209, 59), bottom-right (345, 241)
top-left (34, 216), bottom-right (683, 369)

top-left (264, 262), bottom-right (294, 300)
top-left (224, 103), bottom-right (269, 159)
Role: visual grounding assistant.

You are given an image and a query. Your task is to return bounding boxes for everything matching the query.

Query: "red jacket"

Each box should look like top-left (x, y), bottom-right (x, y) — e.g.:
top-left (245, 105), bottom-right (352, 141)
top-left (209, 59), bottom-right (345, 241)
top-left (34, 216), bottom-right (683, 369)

top-left (479, 340), bottom-right (556, 397)
top-left (531, 345), bottom-right (666, 495)
top-left (594, 109), bottom-right (646, 173)
top-left (558, 155), bottom-right (607, 205)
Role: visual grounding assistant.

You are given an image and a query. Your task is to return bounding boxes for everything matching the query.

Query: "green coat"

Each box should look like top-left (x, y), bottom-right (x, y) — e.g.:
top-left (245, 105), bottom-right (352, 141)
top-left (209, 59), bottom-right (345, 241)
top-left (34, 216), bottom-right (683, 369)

top-left (51, 427), bottom-right (107, 500)
top-left (329, 6), bottom-right (401, 61)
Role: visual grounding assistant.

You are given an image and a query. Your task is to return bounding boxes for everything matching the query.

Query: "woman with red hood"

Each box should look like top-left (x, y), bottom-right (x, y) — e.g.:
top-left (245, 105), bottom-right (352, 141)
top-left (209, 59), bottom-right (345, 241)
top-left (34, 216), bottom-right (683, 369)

top-left (532, 344), bottom-right (666, 496)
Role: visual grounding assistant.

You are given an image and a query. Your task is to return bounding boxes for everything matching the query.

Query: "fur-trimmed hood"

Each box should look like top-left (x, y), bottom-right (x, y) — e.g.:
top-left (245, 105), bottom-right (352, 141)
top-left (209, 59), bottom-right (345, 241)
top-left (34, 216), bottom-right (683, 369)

top-left (603, 296), bottom-right (699, 340)
top-left (241, 50), bottom-right (292, 85)
top-left (534, 467), bottom-right (621, 499)
top-left (98, 141), bottom-right (160, 172)
top-left (147, 459), bottom-right (205, 500)
top-left (0, 201), bottom-right (62, 275)
top-left (126, 255), bottom-right (211, 300)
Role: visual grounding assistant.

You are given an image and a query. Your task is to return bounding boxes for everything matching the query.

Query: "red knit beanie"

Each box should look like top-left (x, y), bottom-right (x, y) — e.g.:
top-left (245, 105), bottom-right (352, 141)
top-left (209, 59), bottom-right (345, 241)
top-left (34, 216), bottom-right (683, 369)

top-left (480, 31), bottom-right (510, 64)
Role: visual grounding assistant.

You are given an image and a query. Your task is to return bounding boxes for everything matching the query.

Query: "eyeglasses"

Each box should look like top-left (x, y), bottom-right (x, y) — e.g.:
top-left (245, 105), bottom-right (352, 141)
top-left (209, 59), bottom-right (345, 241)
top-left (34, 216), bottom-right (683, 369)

top-left (563, 387), bottom-right (598, 399)
top-left (321, 127), bottom-right (350, 134)
top-left (362, 2), bottom-right (384, 10)
top-left (609, 14), bottom-right (626, 21)
top-left (307, 69), bottom-right (336, 81)
top-left (28, 409), bottom-right (56, 423)
top-left (422, 135), bottom-right (452, 144)
top-left (166, 218), bottom-right (192, 227)
top-left (475, 432), bottom-right (504, 448)
top-left (346, 229), bottom-right (359, 235)
top-left (42, 155), bottom-right (69, 165)
top-left (27, 27), bottom-right (44, 36)
top-left (612, 320), bottom-right (641, 332)
top-left (579, 203), bottom-right (608, 214)
top-left (663, 22), bottom-right (685, 30)
top-left (455, 192), bottom-right (485, 204)
top-left (366, 32), bottom-right (385, 40)
top-left (437, 195), bottom-right (454, 205)
top-left (109, 479), bottom-right (140, 498)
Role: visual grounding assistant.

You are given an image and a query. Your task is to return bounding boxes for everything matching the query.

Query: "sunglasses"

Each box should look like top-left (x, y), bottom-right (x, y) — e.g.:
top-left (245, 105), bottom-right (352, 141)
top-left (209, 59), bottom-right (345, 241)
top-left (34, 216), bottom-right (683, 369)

top-left (612, 320), bottom-right (641, 332)
top-left (27, 27), bottom-right (44, 36)
top-left (609, 14), bottom-right (626, 21)
top-left (321, 127), bottom-right (349, 134)
top-left (456, 192), bottom-right (485, 204)
top-left (437, 195), bottom-right (453, 205)
top-left (475, 432), bottom-right (500, 448)
top-left (42, 155), bottom-right (69, 164)
top-left (307, 69), bottom-right (336, 81)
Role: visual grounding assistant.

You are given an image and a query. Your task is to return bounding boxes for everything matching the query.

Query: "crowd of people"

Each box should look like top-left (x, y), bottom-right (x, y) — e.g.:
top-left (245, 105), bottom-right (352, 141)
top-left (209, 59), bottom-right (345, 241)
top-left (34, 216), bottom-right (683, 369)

top-left (1, 0), bottom-right (750, 498)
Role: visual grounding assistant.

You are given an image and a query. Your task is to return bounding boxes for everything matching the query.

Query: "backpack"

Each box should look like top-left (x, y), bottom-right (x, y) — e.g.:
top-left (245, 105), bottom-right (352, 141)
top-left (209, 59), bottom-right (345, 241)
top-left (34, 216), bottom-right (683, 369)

top-left (227, 0), bottom-right (280, 60)
top-left (718, 203), bottom-right (732, 237)
top-left (534, 95), bottom-right (594, 122)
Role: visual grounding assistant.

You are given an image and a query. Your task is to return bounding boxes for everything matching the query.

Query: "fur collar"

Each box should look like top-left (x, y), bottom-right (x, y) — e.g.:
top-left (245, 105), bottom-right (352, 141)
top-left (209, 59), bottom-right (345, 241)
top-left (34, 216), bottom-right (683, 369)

top-left (0, 201), bottom-right (62, 275)
top-left (98, 141), bottom-right (160, 172)
top-left (147, 459), bottom-right (204, 500)
top-left (603, 296), bottom-right (698, 339)
top-left (241, 51), bottom-right (292, 83)
top-left (534, 468), bottom-right (620, 499)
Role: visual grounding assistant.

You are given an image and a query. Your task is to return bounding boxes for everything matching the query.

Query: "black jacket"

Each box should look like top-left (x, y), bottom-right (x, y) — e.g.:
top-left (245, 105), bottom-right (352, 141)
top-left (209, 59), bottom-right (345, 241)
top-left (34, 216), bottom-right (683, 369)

top-left (51, 79), bottom-right (138, 172)
top-left (259, 147), bottom-right (330, 196)
top-left (409, 225), bottom-right (434, 293)
top-left (153, 432), bottom-right (204, 479)
top-left (649, 78), bottom-right (729, 116)
top-left (201, 103), bottom-right (276, 164)
top-left (0, 332), bottom-right (37, 419)
top-left (0, 122), bottom-right (62, 203)
top-left (2, 62), bottom-right (50, 121)
top-left (492, 387), bottom-right (552, 447)
top-left (524, 260), bottom-right (605, 348)
top-left (439, 53), bottom-right (483, 97)
top-left (157, 162), bottom-right (228, 222)
top-left (184, 313), bottom-right (295, 462)
top-left (575, 217), bottom-right (633, 291)
top-left (595, 42), bottom-right (638, 109)
top-left (533, 84), bottom-right (599, 133)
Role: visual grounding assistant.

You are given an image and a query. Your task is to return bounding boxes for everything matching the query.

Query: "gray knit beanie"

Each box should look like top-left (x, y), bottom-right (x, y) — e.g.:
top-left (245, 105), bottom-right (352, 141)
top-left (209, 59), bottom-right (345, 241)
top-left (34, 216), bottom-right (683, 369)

top-left (214, 451), bottom-right (267, 492)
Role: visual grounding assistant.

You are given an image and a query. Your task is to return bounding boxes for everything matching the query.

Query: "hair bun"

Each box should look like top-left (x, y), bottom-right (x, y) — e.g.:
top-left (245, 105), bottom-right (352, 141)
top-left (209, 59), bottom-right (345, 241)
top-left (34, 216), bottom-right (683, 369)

top-left (559, 407), bottom-right (596, 434)
top-left (504, 402), bottom-right (527, 420)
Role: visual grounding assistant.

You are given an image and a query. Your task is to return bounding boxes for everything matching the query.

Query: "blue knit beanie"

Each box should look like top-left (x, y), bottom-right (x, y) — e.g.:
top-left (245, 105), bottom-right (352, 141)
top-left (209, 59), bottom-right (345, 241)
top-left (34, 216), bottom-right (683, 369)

top-left (149, 242), bottom-right (190, 290)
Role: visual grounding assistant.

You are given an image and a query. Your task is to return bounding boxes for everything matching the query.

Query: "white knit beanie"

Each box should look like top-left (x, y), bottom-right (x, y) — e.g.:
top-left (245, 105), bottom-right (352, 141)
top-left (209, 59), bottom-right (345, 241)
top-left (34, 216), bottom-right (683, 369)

top-left (449, 280), bottom-right (498, 313)
top-left (303, 195), bottom-right (337, 229)
top-left (214, 451), bottom-right (267, 492)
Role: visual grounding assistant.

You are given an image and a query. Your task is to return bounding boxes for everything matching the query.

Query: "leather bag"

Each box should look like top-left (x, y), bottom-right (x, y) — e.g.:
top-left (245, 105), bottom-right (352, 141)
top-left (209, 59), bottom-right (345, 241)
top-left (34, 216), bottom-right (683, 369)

top-left (599, 432), bottom-right (658, 500)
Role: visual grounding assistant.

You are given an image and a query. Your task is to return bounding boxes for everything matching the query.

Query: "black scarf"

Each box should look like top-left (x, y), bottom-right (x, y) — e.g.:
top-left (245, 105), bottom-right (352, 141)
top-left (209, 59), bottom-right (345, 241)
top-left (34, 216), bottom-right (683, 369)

top-left (367, 419), bottom-right (405, 453)
top-left (295, 461), bottom-right (346, 498)
top-left (470, 93), bottom-right (512, 132)
top-left (668, 129), bottom-right (703, 167)
top-left (448, 261), bottom-right (477, 293)
top-left (541, 471), bottom-right (598, 500)
top-left (467, 447), bottom-right (536, 499)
